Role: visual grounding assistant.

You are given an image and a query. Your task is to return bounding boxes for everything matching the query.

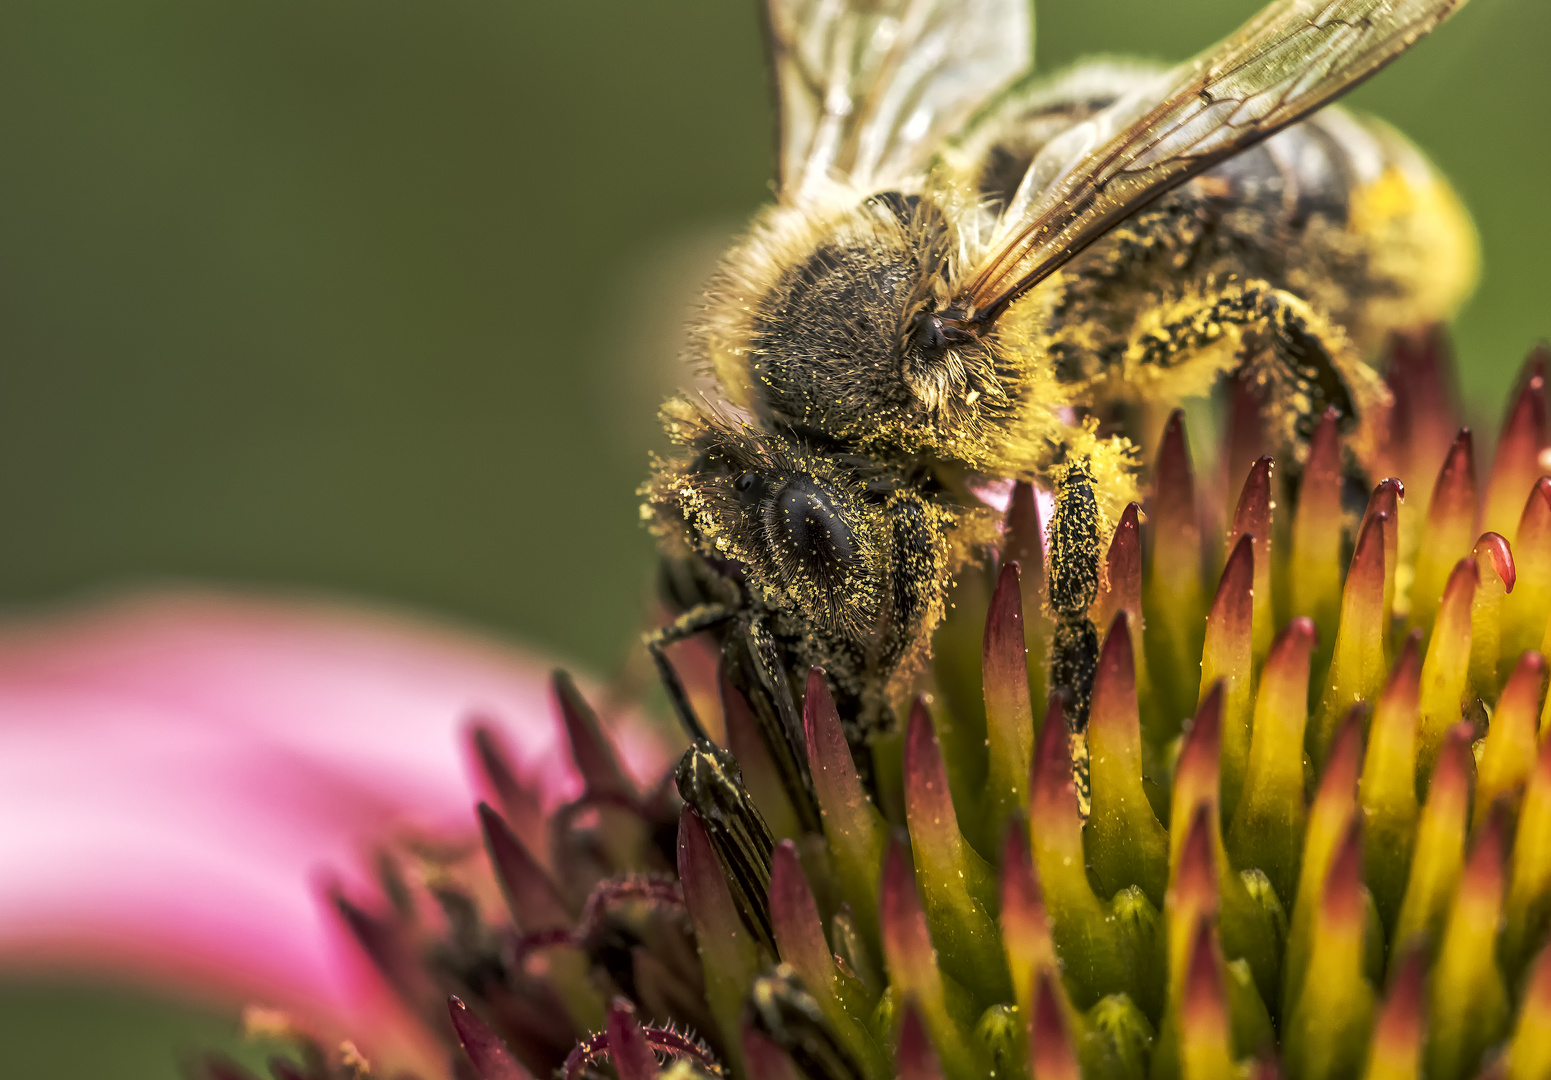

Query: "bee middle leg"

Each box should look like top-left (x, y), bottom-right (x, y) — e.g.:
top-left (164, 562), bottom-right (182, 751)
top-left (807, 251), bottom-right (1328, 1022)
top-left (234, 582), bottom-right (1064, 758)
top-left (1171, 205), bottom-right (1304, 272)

top-left (1119, 279), bottom-right (1381, 465)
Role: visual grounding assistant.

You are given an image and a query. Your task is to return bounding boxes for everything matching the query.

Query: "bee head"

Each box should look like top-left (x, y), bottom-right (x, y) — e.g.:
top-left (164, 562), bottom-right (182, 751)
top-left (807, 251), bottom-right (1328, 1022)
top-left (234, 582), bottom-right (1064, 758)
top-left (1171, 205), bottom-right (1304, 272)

top-left (698, 189), bottom-right (1026, 473)
top-left (644, 405), bottom-right (887, 638)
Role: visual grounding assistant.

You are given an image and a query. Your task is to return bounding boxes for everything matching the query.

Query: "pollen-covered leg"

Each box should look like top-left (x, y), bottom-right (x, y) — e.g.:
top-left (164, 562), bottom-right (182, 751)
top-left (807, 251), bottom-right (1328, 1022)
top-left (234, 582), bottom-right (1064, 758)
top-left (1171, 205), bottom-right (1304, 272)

top-left (1117, 280), bottom-right (1384, 464)
top-left (1047, 459), bottom-right (1103, 810)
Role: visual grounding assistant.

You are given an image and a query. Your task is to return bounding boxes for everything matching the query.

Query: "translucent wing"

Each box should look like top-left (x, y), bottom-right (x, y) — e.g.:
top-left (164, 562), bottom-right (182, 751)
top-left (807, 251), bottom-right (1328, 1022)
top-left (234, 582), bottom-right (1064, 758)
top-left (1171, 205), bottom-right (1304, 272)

top-left (763, 0), bottom-right (1031, 202)
top-left (957, 0), bottom-right (1468, 325)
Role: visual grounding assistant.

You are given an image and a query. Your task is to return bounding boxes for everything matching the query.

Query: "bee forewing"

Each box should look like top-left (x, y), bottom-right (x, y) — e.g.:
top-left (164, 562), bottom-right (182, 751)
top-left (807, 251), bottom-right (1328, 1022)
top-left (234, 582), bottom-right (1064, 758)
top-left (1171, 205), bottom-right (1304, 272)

top-left (961, 0), bottom-right (1470, 323)
top-left (764, 0), bottom-right (1031, 202)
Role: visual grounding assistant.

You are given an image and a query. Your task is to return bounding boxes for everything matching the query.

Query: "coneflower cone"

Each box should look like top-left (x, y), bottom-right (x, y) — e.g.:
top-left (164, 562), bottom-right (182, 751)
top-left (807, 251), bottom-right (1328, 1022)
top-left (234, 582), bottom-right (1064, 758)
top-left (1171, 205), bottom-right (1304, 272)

top-left (215, 335), bottom-right (1551, 1080)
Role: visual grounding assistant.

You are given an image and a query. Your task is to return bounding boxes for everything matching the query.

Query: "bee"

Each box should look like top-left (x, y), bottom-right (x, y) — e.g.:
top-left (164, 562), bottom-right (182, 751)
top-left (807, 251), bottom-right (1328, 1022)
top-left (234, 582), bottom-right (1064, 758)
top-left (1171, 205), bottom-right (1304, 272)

top-left (641, 0), bottom-right (1478, 767)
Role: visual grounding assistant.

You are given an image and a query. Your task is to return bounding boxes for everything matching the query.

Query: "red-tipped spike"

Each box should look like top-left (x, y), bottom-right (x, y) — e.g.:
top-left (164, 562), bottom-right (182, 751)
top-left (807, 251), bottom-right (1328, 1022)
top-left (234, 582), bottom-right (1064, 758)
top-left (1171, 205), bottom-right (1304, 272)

top-left (1285, 708), bottom-right (1364, 1008)
top-left (470, 722), bottom-right (547, 860)
top-left (1030, 694), bottom-right (1138, 1009)
top-left (1506, 734), bottom-right (1551, 985)
top-left (881, 840), bottom-right (936, 990)
top-left (1360, 633), bottom-right (1424, 928)
top-left (1228, 617), bottom-right (1316, 903)
top-left (804, 668), bottom-right (887, 947)
top-left (479, 803), bottom-right (572, 932)
top-left (1428, 809), bottom-right (1512, 1080)
top-left (1506, 478), bottom-right (1551, 662)
top-left (1361, 478), bottom-right (1405, 627)
top-left (1226, 370), bottom-right (1269, 499)
top-left (1203, 534), bottom-right (1256, 822)
top-left (1470, 532), bottom-right (1516, 695)
top-left (880, 838), bottom-right (981, 1074)
top-left (1180, 918), bottom-right (1235, 1080)
top-left (1087, 611), bottom-right (1169, 905)
top-left (1229, 457), bottom-right (1276, 668)
top-left (1032, 695), bottom-right (1087, 864)
top-left (742, 1027), bottom-right (804, 1080)
top-left (450, 996), bottom-right (535, 1080)
top-left (1394, 723), bottom-right (1475, 949)
top-left (1365, 948), bottom-right (1427, 1080)
top-left (1169, 684), bottom-right (1224, 878)
top-left (605, 999), bottom-right (660, 1080)
top-left (1508, 941), bottom-right (1551, 1079)
top-left (1383, 326), bottom-right (1463, 488)
top-left (983, 560), bottom-right (1036, 834)
top-left (1291, 409), bottom-right (1345, 640)
top-left (1030, 970), bottom-right (1081, 1080)
top-left (1418, 559), bottom-right (1478, 778)
top-left (1323, 819), bottom-right (1367, 932)
top-left (1005, 481), bottom-right (1052, 705)
top-left (1314, 510), bottom-right (1389, 767)
top-left (897, 1005), bottom-right (946, 1080)
top-left (770, 840), bottom-right (831, 991)
top-left (722, 668), bottom-right (804, 841)
top-left (680, 808), bottom-right (763, 1053)
top-left (1483, 347), bottom-right (1549, 539)
top-left (1000, 820), bottom-right (1055, 1023)
top-left (553, 672), bottom-right (633, 798)
top-left (1147, 410), bottom-right (1207, 719)
top-left (1477, 652), bottom-right (1546, 825)
top-left (1095, 502), bottom-right (1144, 632)
top-left (1410, 430), bottom-right (1477, 631)
top-left (903, 698), bottom-right (1005, 1001)
top-left (1169, 807), bottom-right (1221, 1005)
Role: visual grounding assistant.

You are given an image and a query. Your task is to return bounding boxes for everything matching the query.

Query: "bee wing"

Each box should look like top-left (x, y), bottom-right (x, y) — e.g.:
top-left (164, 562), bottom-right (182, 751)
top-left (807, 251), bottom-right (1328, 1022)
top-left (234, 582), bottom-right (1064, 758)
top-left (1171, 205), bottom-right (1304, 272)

top-left (957, 0), bottom-right (1468, 324)
top-left (763, 0), bottom-right (1031, 202)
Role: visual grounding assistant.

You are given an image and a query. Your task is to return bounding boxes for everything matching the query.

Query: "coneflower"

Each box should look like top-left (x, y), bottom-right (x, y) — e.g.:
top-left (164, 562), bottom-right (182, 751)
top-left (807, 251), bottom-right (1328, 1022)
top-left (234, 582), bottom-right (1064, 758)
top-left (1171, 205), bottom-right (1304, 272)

top-left (219, 333), bottom-right (1551, 1080)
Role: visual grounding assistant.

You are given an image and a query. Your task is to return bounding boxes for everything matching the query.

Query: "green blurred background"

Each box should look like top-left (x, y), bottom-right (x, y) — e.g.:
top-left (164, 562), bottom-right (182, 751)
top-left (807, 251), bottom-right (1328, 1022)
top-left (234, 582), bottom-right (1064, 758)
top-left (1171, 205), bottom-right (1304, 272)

top-left (0, 0), bottom-right (1544, 1075)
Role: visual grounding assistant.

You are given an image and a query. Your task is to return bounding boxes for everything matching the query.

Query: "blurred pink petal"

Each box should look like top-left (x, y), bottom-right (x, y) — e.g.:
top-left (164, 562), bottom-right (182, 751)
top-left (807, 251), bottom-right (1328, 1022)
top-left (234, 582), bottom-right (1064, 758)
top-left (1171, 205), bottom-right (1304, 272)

top-left (0, 589), bottom-right (658, 1070)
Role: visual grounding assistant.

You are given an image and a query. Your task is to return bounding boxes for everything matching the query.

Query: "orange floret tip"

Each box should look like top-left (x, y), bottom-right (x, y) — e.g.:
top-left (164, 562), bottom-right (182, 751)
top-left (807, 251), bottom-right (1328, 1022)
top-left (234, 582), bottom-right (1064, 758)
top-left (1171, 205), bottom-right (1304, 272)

top-left (451, 995), bottom-right (535, 1080)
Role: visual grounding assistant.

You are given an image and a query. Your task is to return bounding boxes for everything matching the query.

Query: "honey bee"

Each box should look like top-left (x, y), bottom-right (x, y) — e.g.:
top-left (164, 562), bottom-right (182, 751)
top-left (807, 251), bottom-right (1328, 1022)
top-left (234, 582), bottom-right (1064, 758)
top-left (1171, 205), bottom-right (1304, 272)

top-left (641, 0), bottom-right (1477, 765)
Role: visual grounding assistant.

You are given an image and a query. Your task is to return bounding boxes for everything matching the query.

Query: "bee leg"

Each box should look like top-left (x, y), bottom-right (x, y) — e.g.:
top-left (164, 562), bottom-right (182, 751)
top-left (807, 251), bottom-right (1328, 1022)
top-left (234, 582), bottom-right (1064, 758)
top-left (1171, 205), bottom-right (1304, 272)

top-left (643, 602), bottom-right (736, 744)
top-left (722, 614), bottom-right (824, 833)
top-left (1047, 458), bottom-right (1101, 813)
top-left (1124, 280), bottom-right (1376, 465)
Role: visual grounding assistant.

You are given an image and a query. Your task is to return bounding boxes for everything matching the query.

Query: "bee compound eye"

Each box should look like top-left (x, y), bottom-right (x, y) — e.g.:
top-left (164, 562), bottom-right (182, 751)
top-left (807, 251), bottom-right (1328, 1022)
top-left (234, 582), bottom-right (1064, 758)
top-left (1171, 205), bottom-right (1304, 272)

top-left (769, 479), bottom-right (855, 579)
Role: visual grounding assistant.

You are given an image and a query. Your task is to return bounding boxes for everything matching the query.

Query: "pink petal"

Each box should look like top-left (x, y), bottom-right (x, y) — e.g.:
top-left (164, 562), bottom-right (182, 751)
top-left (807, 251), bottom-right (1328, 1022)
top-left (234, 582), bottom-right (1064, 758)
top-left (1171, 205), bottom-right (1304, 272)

top-left (0, 588), bottom-right (662, 1070)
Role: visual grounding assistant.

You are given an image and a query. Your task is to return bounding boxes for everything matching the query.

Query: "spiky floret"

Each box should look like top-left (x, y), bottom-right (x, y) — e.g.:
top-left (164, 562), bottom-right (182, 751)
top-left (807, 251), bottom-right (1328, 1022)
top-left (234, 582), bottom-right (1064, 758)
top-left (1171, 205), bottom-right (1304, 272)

top-left (216, 338), bottom-right (1551, 1080)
